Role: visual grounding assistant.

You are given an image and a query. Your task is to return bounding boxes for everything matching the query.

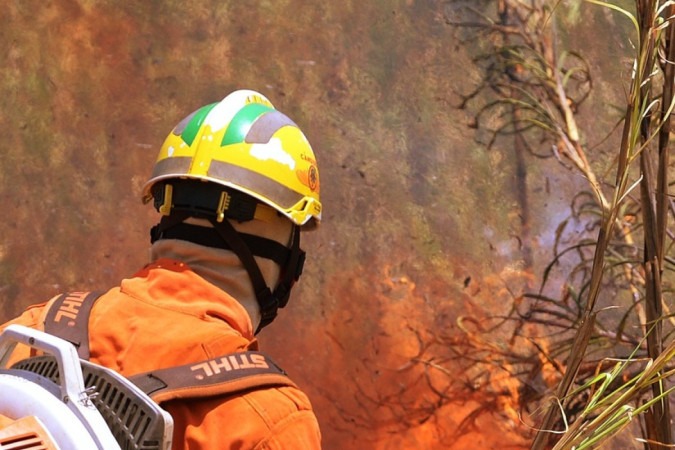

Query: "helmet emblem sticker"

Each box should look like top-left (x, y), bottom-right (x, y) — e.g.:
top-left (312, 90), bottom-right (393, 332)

top-left (297, 165), bottom-right (320, 193)
top-left (308, 165), bottom-right (319, 191)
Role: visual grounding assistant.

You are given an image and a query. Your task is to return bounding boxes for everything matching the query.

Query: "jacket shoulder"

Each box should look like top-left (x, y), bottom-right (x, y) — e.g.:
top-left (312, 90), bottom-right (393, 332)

top-left (164, 384), bottom-right (321, 450)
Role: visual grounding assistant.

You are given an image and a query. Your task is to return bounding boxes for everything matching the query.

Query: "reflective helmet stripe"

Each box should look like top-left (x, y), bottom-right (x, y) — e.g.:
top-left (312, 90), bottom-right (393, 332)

top-left (221, 103), bottom-right (275, 146)
top-left (245, 111), bottom-right (298, 144)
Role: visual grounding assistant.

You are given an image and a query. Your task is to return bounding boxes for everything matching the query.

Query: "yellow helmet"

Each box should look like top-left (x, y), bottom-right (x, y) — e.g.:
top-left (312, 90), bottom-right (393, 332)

top-left (142, 89), bottom-right (321, 228)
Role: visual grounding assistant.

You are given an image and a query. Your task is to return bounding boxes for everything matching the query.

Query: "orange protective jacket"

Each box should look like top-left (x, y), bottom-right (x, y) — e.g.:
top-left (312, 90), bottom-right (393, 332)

top-left (2, 259), bottom-right (322, 450)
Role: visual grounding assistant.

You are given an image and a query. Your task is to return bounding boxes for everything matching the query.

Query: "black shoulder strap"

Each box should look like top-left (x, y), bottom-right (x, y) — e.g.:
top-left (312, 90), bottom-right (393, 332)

top-left (42, 291), bottom-right (294, 402)
top-left (43, 291), bottom-right (103, 360)
top-left (130, 351), bottom-right (296, 404)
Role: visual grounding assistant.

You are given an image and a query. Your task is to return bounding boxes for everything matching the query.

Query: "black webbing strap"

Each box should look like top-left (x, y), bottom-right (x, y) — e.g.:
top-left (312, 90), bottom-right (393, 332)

top-left (43, 291), bottom-right (103, 360)
top-left (153, 221), bottom-right (292, 266)
top-left (206, 216), bottom-right (279, 332)
top-left (129, 351), bottom-right (295, 404)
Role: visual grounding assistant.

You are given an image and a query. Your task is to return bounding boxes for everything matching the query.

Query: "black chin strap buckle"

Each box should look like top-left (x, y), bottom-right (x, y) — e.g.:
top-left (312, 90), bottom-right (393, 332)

top-left (256, 288), bottom-right (279, 333)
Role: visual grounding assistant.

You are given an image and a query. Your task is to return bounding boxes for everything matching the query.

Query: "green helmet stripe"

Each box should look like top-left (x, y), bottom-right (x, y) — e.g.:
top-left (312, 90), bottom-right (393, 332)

top-left (181, 103), bottom-right (218, 146)
top-left (221, 103), bottom-right (275, 146)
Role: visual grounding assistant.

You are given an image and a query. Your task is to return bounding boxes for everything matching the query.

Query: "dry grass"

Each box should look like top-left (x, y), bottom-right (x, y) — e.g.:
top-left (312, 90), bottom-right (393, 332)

top-left (458, 0), bottom-right (675, 448)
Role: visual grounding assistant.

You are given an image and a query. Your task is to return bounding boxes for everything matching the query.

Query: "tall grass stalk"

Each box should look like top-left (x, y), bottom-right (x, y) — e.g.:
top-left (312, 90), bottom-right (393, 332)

top-left (530, 0), bottom-right (675, 448)
top-left (455, 0), bottom-right (675, 446)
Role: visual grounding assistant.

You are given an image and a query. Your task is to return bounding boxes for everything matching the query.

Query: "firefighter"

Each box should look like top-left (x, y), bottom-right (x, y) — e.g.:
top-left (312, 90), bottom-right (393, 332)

top-left (1, 89), bottom-right (322, 449)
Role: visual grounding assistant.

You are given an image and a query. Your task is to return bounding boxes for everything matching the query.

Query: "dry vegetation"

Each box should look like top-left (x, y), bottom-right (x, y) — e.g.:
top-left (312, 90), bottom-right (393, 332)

top-left (446, 0), bottom-right (675, 448)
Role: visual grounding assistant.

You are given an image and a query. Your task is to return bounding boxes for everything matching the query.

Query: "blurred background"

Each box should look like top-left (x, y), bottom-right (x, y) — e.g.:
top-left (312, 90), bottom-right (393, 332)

top-left (0, 1), bottom-right (640, 449)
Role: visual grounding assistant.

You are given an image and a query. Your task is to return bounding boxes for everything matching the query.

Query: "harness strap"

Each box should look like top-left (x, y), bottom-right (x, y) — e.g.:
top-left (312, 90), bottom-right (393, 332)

top-left (130, 351), bottom-right (296, 404)
top-left (43, 291), bottom-right (103, 360)
top-left (152, 221), bottom-right (293, 266)
top-left (42, 291), bottom-right (294, 403)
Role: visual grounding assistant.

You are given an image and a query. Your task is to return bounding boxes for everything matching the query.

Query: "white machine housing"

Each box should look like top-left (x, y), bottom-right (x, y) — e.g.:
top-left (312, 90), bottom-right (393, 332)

top-left (0, 324), bottom-right (173, 450)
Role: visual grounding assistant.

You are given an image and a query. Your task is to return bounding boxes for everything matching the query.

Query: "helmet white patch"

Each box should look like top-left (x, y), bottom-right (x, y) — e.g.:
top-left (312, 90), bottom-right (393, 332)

top-left (205, 89), bottom-right (275, 133)
top-left (250, 137), bottom-right (296, 169)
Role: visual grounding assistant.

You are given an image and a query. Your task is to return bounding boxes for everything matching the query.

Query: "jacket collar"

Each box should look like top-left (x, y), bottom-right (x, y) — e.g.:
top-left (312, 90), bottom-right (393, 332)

top-left (124, 256), bottom-right (255, 339)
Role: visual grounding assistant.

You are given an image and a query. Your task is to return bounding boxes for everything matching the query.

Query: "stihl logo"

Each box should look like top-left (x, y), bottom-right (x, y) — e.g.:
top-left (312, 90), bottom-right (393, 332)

top-left (191, 354), bottom-right (270, 380)
top-left (53, 292), bottom-right (89, 327)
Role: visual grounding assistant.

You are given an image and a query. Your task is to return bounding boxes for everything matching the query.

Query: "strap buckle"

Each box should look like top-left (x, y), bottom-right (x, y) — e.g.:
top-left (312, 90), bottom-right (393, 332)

top-left (216, 191), bottom-right (231, 223)
top-left (158, 184), bottom-right (173, 216)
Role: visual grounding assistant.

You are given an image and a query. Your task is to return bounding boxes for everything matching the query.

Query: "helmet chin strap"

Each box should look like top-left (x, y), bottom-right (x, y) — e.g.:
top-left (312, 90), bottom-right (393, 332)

top-left (150, 211), bottom-right (304, 333)
top-left (206, 217), bottom-right (275, 332)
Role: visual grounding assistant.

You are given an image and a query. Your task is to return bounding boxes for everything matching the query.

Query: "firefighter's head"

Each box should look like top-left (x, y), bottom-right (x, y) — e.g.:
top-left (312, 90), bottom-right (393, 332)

top-left (142, 89), bottom-right (321, 332)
